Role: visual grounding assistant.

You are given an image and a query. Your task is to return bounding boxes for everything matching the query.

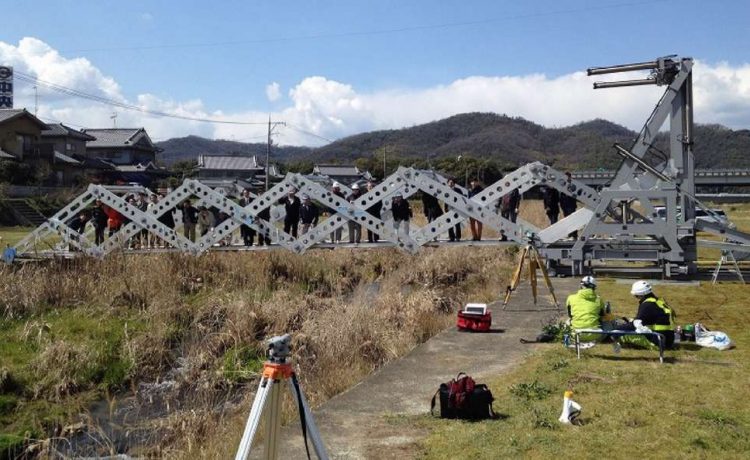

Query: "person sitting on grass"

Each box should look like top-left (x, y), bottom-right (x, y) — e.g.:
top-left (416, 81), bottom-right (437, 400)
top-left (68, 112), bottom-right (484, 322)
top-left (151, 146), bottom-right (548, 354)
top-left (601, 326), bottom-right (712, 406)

top-left (618, 280), bottom-right (677, 349)
top-left (566, 276), bottom-right (609, 341)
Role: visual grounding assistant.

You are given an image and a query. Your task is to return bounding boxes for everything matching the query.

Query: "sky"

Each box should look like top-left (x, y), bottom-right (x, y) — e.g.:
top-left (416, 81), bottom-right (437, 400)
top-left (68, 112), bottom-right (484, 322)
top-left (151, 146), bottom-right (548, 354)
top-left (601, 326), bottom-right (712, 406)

top-left (0, 0), bottom-right (749, 146)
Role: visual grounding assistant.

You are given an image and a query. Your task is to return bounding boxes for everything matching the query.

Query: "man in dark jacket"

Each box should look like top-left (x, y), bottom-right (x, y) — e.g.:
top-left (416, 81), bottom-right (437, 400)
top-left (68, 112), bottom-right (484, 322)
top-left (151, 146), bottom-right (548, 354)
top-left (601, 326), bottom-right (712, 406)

top-left (365, 181), bottom-right (382, 243)
top-left (91, 200), bottom-right (108, 245)
top-left (542, 186), bottom-right (560, 225)
top-left (444, 178), bottom-right (463, 242)
top-left (239, 189), bottom-right (255, 246)
top-left (280, 190), bottom-right (301, 238)
top-left (182, 200), bottom-right (198, 242)
top-left (256, 206), bottom-right (272, 246)
top-left (299, 194), bottom-right (319, 235)
top-left (391, 192), bottom-right (412, 241)
top-left (499, 188), bottom-right (521, 241)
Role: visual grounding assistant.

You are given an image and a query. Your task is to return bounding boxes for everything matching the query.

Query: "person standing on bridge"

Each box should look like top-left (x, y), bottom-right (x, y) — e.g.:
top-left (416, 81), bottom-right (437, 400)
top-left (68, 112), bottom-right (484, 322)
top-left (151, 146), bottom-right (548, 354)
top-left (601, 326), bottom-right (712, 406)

top-left (330, 182), bottom-right (345, 244)
top-left (366, 181), bottom-right (382, 243)
top-left (347, 183), bottom-right (364, 244)
top-left (468, 178), bottom-right (484, 241)
top-left (91, 199), bottom-right (108, 245)
top-left (391, 192), bottom-right (412, 241)
top-left (542, 185), bottom-right (560, 225)
top-left (280, 189), bottom-right (301, 238)
top-left (181, 200), bottom-right (198, 242)
top-left (299, 194), bottom-right (319, 235)
top-left (445, 178), bottom-right (463, 242)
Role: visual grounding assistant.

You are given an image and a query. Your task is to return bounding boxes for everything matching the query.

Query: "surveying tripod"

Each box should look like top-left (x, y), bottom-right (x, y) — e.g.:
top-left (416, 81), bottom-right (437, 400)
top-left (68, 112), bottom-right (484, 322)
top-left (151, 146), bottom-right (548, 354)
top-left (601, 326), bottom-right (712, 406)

top-left (235, 334), bottom-right (329, 460)
top-left (503, 240), bottom-right (560, 310)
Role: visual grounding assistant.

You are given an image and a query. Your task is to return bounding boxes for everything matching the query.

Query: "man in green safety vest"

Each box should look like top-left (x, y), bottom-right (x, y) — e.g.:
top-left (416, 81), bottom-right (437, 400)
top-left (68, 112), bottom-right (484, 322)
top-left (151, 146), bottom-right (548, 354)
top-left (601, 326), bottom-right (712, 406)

top-left (620, 280), bottom-right (677, 349)
top-left (566, 276), bottom-right (610, 341)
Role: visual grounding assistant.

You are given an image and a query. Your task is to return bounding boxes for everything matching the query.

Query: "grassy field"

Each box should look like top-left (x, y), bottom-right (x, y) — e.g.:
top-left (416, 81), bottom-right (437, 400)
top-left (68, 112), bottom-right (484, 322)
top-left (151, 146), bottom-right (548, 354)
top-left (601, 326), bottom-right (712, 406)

top-left (0, 226), bottom-right (33, 247)
top-left (414, 280), bottom-right (750, 459)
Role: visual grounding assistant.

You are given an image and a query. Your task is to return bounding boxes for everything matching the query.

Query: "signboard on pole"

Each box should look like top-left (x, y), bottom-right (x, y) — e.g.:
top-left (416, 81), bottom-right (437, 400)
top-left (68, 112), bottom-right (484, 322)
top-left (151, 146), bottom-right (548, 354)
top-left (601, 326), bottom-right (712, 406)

top-left (0, 66), bottom-right (13, 109)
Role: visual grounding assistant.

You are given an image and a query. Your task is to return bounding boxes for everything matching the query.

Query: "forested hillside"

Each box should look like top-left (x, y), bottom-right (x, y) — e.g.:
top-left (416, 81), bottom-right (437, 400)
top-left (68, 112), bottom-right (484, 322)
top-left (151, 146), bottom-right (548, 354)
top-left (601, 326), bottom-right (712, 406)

top-left (156, 113), bottom-right (750, 171)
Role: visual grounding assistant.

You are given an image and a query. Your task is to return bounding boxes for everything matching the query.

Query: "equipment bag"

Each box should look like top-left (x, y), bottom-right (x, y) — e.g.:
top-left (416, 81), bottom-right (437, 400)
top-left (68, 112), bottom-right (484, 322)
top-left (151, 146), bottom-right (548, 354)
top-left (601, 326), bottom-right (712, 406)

top-left (457, 311), bottom-right (492, 332)
top-left (430, 373), bottom-right (496, 420)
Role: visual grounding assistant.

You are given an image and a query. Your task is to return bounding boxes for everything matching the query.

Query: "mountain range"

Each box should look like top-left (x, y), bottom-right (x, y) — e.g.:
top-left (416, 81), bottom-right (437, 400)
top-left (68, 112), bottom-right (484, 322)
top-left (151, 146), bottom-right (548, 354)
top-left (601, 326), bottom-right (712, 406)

top-left (156, 113), bottom-right (750, 170)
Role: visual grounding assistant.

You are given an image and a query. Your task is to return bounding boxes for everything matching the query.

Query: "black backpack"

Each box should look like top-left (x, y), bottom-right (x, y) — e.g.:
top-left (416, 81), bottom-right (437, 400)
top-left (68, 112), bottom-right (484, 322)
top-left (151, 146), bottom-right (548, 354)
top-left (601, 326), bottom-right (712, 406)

top-left (430, 373), bottom-right (496, 420)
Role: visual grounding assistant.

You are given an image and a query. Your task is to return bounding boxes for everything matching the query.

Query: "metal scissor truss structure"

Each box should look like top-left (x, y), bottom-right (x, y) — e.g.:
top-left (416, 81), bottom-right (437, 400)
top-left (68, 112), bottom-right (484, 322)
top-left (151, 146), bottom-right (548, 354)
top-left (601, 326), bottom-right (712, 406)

top-left (12, 56), bottom-right (750, 277)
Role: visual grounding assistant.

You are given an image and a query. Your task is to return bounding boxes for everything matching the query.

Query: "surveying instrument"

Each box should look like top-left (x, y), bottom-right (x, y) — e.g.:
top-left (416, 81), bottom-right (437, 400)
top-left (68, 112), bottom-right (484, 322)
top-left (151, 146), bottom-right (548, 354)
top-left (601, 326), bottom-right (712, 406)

top-left (503, 235), bottom-right (560, 311)
top-left (235, 334), bottom-right (328, 460)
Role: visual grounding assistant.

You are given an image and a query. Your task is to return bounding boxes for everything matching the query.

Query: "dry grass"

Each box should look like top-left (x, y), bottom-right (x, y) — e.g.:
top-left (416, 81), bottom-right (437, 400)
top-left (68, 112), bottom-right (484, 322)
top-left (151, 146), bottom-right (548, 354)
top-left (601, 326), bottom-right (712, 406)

top-left (0, 246), bottom-right (515, 457)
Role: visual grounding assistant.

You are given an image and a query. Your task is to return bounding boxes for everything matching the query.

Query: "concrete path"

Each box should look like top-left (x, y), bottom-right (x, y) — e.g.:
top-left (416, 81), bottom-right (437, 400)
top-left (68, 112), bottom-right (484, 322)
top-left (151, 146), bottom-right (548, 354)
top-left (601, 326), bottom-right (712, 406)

top-left (267, 278), bottom-right (579, 459)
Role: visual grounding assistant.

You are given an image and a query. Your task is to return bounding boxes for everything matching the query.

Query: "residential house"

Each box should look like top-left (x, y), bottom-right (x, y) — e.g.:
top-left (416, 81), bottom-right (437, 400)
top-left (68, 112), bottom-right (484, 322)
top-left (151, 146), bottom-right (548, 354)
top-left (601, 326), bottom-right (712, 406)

top-left (38, 123), bottom-right (96, 186)
top-left (198, 154), bottom-right (264, 181)
top-left (82, 128), bottom-right (162, 165)
top-left (311, 164), bottom-right (373, 187)
top-left (0, 108), bottom-right (48, 161)
top-left (197, 154), bottom-right (283, 191)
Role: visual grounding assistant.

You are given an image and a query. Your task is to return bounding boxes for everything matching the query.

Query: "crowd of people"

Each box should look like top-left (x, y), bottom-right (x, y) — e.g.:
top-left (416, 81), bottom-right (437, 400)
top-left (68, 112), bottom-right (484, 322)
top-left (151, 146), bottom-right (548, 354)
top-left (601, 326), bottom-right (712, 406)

top-left (64, 173), bottom-right (581, 248)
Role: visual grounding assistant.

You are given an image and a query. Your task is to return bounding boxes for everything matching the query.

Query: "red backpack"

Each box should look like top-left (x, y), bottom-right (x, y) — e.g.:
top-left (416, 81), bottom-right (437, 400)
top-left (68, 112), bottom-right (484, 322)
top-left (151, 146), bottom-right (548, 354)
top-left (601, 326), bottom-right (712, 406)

top-left (430, 373), bottom-right (496, 419)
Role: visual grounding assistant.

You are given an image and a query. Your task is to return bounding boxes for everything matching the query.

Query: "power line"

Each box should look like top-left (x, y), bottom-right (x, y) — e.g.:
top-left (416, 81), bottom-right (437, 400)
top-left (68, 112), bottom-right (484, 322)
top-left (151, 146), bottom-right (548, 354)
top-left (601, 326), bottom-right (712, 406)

top-left (63, 0), bottom-right (672, 53)
top-left (13, 70), bottom-right (270, 125)
top-left (284, 123), bottom-right (334, 143)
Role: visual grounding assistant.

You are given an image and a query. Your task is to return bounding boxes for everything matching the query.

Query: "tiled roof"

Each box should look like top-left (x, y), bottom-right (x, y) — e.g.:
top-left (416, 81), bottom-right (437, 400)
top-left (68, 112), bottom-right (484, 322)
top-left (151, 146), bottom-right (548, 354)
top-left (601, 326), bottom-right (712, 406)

top-left (0, 108), bottom-right (50, 129)
top-left (42, 123), bottom-right (97, 141)
top-left (314, 164), bottom-right (360, 176)
top-left (198, 154), bottom-right (261, 170)
top-left (0, 109), bottom-right (24, 123)
top-left (82, 128), bottom-right (142, 147)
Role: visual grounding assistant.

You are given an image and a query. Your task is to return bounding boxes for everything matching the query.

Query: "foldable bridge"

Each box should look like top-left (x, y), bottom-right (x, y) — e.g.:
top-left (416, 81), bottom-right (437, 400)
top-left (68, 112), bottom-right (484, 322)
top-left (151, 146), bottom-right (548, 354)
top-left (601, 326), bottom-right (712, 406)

top-left (11, 56), bottom-right (750, 276)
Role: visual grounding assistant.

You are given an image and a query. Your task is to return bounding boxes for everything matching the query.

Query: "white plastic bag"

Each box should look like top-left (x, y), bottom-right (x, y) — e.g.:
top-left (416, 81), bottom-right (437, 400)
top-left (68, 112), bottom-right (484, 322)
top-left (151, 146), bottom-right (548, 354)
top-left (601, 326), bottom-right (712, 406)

top-left (695, 323), bottom-right (734, 351)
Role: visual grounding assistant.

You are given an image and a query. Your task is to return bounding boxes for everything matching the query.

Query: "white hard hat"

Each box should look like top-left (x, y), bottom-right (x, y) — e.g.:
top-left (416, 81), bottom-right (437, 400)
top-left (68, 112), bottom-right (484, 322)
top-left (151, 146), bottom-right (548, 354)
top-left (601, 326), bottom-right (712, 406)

top-left (630, 280), bottom-right (652, 296)
top-left (580, 276), bottom-right (596, 288)
top-left (332, 182), bottom-right (341, 188)
top-left (351, 183), bottom-right (360, 190)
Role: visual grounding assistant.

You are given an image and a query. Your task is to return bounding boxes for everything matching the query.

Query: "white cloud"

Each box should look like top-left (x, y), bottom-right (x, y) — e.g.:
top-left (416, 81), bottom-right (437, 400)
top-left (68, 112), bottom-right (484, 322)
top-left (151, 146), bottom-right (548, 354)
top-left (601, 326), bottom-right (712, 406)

top-left (1, 37), bottom-right (749, 147)
top-left (265, 82), bottom-right (281, 102)
top-left (140, 12), bottom-right (154, 23)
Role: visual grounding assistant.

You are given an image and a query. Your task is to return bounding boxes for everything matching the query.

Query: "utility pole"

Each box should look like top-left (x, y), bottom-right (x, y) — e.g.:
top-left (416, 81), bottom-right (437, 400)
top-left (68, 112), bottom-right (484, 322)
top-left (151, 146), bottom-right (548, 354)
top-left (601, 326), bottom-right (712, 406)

top-left (265, 115), bottom-right (286, 191)
top-left (110, 112), bottom-right (117, 128)
top-left (33, 85), bottom-right (38, 116)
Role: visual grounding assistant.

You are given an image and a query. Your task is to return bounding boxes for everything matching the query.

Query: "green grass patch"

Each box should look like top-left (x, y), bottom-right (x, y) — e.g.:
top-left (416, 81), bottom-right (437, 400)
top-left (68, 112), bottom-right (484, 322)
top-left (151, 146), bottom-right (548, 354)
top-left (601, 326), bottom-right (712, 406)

top-left (0, 226), bottom-right (33, 247)
top-left (221, 345), bottom-right (265, 383)
top-left (415, 281), bottom-right (750, 459)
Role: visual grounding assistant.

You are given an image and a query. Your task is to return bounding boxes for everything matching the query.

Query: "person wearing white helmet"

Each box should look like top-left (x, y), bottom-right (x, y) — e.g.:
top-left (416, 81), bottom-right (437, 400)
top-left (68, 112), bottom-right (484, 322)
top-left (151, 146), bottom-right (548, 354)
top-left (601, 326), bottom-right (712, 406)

top-left (621, 280), bottom-right (677, 348)
top-left (566, 276), bottom-right (609, 340)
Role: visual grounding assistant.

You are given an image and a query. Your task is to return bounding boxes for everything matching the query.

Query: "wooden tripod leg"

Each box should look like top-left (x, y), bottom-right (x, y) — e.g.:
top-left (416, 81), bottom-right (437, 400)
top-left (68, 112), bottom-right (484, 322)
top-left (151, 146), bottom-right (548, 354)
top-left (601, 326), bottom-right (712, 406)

top-left (504, 245), bottom-right (528, 308)
top-left (528, 252), bottom-right (538, 305)
top-left (533, 247), bottom-right (560, 309)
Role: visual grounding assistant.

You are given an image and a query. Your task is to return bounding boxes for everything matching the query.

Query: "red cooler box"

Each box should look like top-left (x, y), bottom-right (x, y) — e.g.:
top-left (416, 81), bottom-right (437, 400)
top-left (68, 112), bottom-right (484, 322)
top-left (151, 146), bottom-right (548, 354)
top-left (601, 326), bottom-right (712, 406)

top-left (457, 303), bottom-right (491, 332)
